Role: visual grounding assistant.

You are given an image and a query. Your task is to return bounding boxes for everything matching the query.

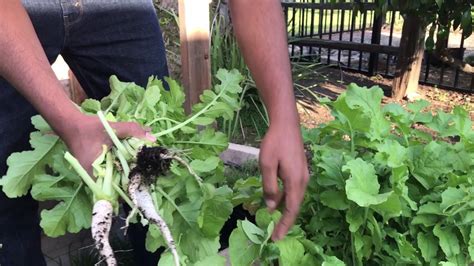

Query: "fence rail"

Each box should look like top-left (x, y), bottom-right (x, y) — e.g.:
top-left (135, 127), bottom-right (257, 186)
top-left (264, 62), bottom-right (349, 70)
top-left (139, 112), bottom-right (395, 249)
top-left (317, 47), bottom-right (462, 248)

top-left (283, 0), bottom-right (474, 92)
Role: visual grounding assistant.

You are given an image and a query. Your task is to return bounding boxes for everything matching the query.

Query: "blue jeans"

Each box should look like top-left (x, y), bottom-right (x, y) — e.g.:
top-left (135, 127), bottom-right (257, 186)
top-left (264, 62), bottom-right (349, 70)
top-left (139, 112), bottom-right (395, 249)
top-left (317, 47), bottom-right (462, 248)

top-left (0, 1), bottom-right (168, 265)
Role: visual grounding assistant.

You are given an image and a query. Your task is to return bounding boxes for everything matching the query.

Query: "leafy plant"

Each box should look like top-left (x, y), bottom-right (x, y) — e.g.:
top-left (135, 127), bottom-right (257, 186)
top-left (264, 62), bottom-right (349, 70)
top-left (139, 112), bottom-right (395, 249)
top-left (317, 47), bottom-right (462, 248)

top-left (0, 69), bottom-right (245, 265)
top-left (231, 83), bottom-right (474, 265)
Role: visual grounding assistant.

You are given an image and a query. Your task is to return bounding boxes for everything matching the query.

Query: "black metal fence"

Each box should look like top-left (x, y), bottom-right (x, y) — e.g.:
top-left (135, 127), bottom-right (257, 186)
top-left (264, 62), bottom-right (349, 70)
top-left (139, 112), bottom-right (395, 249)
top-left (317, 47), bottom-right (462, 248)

top-left (283, 0), bottom-right (474, 92)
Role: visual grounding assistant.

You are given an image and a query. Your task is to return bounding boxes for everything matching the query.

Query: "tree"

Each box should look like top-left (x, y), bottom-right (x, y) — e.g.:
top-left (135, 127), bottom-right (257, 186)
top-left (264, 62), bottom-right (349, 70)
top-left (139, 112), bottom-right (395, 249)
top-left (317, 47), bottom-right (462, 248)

top-left (349, 0), bottom-right (473, 98)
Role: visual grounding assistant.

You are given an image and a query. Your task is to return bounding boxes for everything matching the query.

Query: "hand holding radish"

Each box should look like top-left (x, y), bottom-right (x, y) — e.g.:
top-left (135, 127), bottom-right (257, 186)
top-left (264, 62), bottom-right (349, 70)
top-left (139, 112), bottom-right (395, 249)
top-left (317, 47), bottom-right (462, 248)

top-left (61, 114), bottom-right (156, 176)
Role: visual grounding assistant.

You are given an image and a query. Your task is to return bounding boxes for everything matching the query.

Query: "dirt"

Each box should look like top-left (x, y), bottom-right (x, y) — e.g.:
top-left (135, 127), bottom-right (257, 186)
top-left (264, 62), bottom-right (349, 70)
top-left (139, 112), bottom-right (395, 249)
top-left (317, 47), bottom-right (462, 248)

top-left (135, 146), bottom-right (171, 184)
top-left (295, 67), bottom-right (474, 129)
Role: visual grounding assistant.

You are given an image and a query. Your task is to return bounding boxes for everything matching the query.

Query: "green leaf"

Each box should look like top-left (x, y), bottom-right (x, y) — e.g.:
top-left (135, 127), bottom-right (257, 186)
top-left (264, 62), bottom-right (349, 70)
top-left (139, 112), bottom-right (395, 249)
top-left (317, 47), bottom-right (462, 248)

top-left (39, 183), bottom-right (92, 237)
top-left (367, 215), bottom-right (383, 252)
top-left (390, 166), bottom-right (417, 211)
top-left (179, 230), bottom-right (220, 263)
top-left (301, 254), bottom-right (319, 266)
top-left (417, 202), bottom-right (443, 216)
top-left (146, 224), bottom-right (165, 252)
top-left (345, 84), bottom-right (390, 140)
top-left (409, 142), bottom-right (452, 189)
top-left (372, 193), bottom-right (402, 220)
top-left (31, 115), bottom-right (52, 132)
top-left (255, 208), bottom-right (281, 229)
top-left (439, 262), bottom-right (458, 266)
top-left (260, 242), bottom-right (280, 264)
top-left (1, 132), bottom-right (61, 197)
top-left (390, 231), bottom-right (419, 263)
top-left (346, 206), bottom-right (365, 232)
top-left (440, 187), bottom-right (466, 212)
top-left (198, 186), bottom-right (233, 237)
top-left (412, 214), bottom-right (439, 227)
top-left (331, 93), bottom-right (371, 135)
top-left (417, 232), bottom-right (439, 262)
top-left (406, 100), bottom-right (433, 124)
top-left (163, 77), bottom-right (186, 113)
top-left (80, 99), bottom-right (102, 114)
top-left (275, 237), bottom-right (305, 266)
top-left (322, 256), bottom-right (345, 266)
top-left (433, 224), bottom-right (461, 258)
top-left (316, 150), bottom-right (346, 188)
top-left (375, 139), bottom-right (408, 168)
top-left (426, 110), bottom-right (457, 137)
top-left (190, 156), bottom-right (220, 173)
top-left (452, 106), bottom-right (474, 139)
top-left (192, 116), bottom-right (215, 126)
top-left (469, 226), bottom-right (474, 261)
top-left (158, 251), bottom-right (177, 266)
top-left (320, 190), bottom-right (349, 210)
top-left (435, 0), bottom-right (443, 8)
top-left (194, 254), bottom-right (226, 266)
top-left (241, 219), bottom-right (265, 244)
top-left (343, 158), bottom-right (392, 207)
top-left (229, 223), bottom-right (259, 266)
top-left (231, 176), bottom-right (263, 207)
top-left (215, 69), bottom-right (244, 94)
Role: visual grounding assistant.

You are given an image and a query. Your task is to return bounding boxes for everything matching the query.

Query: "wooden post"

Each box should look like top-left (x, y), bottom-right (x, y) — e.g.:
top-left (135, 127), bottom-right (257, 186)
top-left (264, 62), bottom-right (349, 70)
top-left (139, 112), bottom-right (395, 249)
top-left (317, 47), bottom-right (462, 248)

top-left (392, 15), bottom-right (426, 100)
top-left (178, 0), bottom-right (212, 113)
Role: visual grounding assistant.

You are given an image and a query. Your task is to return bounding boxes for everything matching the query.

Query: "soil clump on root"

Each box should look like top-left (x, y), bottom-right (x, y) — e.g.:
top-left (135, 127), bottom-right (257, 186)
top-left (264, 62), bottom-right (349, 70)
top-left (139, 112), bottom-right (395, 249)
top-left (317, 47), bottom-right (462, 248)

top-left (134, 146), bottom-right (172, 185)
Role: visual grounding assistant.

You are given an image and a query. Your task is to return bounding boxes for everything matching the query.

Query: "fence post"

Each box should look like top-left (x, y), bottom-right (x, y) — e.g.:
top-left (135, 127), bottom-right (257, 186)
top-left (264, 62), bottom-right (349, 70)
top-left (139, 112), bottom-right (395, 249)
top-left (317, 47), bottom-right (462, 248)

top-left (368, 11), bottom-right (383, 76)
top-left (178, 0), bottom-right (212, 113)
top-left (392, 14), bottom-right (426, 99)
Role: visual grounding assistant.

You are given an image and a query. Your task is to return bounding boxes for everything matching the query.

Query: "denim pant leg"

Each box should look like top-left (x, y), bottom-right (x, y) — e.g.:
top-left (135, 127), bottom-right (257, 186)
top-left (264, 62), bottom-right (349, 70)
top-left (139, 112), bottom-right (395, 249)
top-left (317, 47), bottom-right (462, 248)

top-left (60, 1), bottom-right (169, 265)
top-left (61, 0), bottom-right (169, 100)
top-left (0, 1), bottom-right (64, 265)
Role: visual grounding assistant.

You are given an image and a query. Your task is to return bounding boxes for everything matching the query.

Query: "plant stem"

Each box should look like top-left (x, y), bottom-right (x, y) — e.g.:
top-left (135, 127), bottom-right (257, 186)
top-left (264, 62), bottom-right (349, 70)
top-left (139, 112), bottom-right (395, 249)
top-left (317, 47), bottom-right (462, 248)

top-left (449, 201), bottom-right (471, 216)
top-left (97, 111), bottom-right (130, 158)
top-left (351, 233), bottom-right (356, 266)
top-left (122, 140), bottom-right (137, 158)
top-left (146, 117), bottom-right (181, 127)
top-left (64, 152), bottom-right (106, 200)
top-left (173, 140), bottom-right (227, 147)
top-left (105, 88), bottom-right (126, 114)
top-left (231, 84), bottom-right (249, 139)
top-left (162, 154), bottom-right (203, 185)
top-left (103, 152), bottom-right (114, 197)
top-left (115, 148), bottom-right (130, 178)
top-left (112, 182), bottom-right (134, 208)
top-left (154, 186), bottom-right (192, 226)
top-left (154, 88), bottom-right (227, 138)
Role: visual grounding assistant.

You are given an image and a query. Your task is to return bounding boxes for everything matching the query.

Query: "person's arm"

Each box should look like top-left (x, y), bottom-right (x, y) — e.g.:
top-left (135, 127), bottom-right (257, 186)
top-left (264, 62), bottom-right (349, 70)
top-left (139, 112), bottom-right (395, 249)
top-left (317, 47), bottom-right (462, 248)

top-left (228, 0), bottom-right (309, 240)
top-left (0, 0), bottom-right (153, 174)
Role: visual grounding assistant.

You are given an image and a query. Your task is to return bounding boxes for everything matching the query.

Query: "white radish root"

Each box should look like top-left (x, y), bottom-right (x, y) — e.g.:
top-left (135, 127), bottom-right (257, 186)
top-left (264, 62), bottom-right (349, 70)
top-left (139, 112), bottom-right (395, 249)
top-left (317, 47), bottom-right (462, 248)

top-left (128, 172), bottom-right (180, 266)
top-left (92, 200), bottom-right (116, 266)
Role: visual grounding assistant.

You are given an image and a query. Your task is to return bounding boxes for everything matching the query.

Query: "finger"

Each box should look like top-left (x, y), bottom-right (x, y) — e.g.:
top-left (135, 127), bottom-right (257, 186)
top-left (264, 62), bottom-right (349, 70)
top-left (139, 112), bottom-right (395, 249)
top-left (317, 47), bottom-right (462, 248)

top-left (272, 176), bottom-right (306, 241)
top-left (113, 122), bottom-right (156, 142)
top-left (259, 156), bottom-right (281, 211)
top-left (78, 154), bottom-right (95, 179)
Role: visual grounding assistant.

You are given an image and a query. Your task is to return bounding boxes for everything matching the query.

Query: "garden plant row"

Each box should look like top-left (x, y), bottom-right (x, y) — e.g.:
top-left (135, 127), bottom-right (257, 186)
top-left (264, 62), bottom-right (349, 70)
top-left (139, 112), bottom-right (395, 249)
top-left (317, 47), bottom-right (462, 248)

top-left (1, 69), bottom-right (473, 265)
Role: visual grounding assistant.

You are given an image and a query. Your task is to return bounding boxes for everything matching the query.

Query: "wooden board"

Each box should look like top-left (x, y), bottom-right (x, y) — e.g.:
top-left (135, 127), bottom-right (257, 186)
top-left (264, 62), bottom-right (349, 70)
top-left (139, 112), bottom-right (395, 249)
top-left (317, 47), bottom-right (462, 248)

top-left (178, 0), bottom-right (212, 113)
